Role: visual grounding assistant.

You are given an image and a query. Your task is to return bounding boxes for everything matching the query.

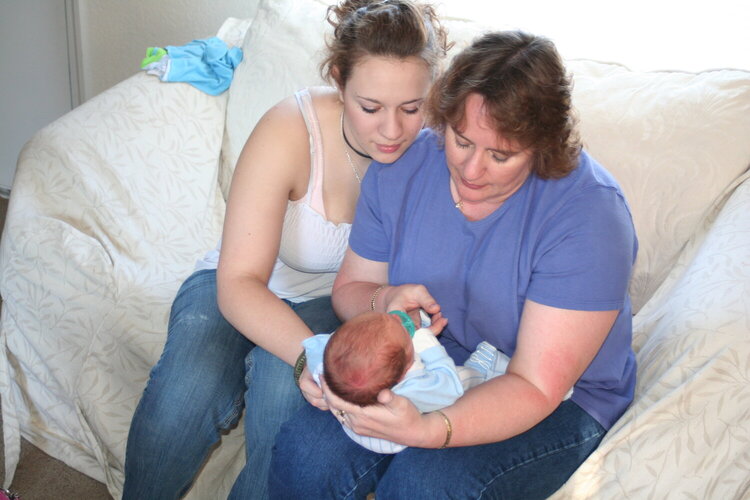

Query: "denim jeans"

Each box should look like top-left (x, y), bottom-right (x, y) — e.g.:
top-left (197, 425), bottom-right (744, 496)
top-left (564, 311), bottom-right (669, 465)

top-left (269, 399), bottom-right (606, 500)
top-left (123, 269), bottom-right (341, 500)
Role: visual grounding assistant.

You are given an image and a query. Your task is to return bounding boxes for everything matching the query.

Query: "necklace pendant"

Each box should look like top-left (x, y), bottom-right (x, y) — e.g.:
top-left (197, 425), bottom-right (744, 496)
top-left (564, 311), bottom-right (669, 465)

top-left (455, 200), bottom-right (463, 211)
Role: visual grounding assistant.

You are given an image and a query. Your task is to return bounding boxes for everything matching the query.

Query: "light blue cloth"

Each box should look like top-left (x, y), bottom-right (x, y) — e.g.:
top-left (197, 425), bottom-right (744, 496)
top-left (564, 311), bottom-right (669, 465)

top-left (143, 37), bottom-right (243, 96)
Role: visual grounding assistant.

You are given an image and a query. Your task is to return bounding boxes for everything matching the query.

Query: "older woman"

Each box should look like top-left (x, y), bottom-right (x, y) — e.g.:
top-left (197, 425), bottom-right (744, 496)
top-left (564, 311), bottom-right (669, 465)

top-left (269, 31), bottom-right (637, 499)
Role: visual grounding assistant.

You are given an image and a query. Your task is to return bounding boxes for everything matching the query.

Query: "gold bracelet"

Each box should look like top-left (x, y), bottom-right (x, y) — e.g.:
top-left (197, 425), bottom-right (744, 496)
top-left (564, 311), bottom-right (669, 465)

top-left (433, 410), bottom-right (452, 449)
top-left (370, 284), bottom-right (386, 311)
top-left (293, 350), bottom-right (307, 387)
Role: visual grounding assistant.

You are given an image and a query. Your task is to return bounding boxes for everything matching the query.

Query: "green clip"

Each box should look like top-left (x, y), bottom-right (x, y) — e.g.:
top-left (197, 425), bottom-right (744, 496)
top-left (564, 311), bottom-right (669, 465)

top-left (141, 47), bottom-right (167, 69)
top-left (388, 310), bottom-right (416, 338)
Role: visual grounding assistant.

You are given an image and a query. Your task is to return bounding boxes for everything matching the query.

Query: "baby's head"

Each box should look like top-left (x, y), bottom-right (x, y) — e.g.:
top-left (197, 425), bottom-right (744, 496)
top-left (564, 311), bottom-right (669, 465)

top-left (324, 311), bottom-right (414, 406)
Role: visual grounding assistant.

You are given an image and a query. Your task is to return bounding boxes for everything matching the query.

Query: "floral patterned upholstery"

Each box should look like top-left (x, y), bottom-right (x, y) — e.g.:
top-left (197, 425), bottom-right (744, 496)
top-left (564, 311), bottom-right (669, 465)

top-left (1, 2), bottom-right (749, 498)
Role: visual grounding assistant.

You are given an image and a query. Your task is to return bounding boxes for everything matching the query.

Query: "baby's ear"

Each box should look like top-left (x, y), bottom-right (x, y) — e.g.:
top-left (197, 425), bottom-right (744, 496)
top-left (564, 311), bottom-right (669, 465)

top-left (377, 388), bottom-right (394, 405)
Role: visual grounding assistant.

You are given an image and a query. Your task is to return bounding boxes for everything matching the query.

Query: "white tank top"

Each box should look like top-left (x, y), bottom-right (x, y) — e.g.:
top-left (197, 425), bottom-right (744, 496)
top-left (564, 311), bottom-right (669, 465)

top-left (195, 89), bottom-right (352, 302)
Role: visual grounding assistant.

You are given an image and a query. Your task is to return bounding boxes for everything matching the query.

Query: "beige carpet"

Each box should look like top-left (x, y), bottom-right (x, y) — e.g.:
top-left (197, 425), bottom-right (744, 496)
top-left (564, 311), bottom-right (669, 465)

top-left (0, 196), bottom-right (112, 499)
top-left (0, 405), bottom-right (112, 499)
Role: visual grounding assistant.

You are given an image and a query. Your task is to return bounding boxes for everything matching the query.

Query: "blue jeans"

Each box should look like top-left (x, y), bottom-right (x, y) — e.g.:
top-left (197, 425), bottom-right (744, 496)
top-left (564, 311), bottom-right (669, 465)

top-left (269, 400), bottom-right (605, 500)
top-left (123, 269), bottom-right (341, 500)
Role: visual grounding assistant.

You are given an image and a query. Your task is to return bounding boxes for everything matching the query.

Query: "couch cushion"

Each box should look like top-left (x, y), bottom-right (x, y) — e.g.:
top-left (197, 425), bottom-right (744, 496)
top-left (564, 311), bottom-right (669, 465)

top-left (220, 0), bottom-right (330, 199)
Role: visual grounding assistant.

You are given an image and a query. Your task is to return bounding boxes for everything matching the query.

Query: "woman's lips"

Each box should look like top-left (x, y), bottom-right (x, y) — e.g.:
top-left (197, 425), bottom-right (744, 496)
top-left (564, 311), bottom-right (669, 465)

top-left (460, 178), bottom-right (484, 190)
top-left (376, 143), bottom-right (400, 154)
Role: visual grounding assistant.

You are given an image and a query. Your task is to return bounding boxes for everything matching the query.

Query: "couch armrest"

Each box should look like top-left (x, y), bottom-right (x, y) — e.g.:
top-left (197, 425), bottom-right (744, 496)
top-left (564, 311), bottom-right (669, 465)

top-left (7, 71), bottom-right (227, 265)
top-left (0, 71), bottom-right (227, 491)
top-left (552, 177), bottom-right (750, 499)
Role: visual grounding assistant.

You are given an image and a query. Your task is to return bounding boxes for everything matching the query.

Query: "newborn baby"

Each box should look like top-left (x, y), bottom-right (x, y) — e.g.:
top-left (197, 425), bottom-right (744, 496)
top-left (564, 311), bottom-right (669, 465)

top-left (304, 310), bottom-right (527, 453)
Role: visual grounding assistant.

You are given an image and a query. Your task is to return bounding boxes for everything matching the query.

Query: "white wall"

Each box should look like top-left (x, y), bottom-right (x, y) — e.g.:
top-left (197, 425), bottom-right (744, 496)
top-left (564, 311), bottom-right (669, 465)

top-left (76, 0), bottom-right (258, 101)
top-left (0, 0), bottom-right (259, 194)
top-left (0, 0), bottom-right (76, 193)
top-left (437, 0), bottom-right (749, 73)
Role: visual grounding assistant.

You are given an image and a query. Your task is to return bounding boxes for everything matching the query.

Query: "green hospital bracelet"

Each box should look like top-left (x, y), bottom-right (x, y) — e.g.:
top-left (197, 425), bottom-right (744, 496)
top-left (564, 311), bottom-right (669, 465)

top-left (388, 310), bottom-right (416, 338)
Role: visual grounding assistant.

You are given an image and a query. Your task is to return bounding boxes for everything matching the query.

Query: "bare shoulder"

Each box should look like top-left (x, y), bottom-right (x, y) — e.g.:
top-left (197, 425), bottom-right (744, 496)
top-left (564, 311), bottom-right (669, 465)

top-left (244, 93), bottom-right (312, 169)
top-left (231, 93), bottom-right (312, 199)
top-left (258, 86), bottom-right (337, 130)
top-left (234, 87), bottom-right (341, 199)
top-left (249, 93), bottom-right (307, 143)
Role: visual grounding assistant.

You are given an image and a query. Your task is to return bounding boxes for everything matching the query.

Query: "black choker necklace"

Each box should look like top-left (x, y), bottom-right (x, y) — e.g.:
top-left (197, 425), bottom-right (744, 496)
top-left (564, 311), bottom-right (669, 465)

top-left (341, 115), bottom-right (372, 159)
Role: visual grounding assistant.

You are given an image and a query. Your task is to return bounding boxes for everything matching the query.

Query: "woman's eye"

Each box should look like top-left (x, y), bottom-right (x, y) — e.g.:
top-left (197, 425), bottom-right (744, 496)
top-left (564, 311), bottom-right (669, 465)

top-left (361, 106), bottom-right (378, 114)
top-left (402, 107), bottom-right (420, 115)
top-left (455, 139), bottom-right (470, 149)
top-left (491, 154), bottom-right (508, 163)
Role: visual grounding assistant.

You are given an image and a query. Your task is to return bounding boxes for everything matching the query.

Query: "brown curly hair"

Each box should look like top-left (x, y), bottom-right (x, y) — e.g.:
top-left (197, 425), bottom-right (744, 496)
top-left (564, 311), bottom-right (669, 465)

top-left (426, 31), bottom-right (581, 179)
top-left (320, 0), bottom-right (450, 88)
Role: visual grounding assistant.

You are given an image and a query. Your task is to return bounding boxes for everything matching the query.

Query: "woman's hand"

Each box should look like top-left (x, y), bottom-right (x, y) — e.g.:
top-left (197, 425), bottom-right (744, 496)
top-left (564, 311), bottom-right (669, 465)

top-left (322, 377), bottom-right (440, 448)
top-left (299, 367), bottom-right (328, 411)
top-left (380, 284), bottom-right (448, 335)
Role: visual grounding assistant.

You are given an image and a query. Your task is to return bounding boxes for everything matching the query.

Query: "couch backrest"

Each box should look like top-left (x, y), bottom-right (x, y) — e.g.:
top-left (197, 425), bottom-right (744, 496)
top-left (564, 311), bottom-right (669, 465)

top-left (222, 0), bottom-right (750, 313)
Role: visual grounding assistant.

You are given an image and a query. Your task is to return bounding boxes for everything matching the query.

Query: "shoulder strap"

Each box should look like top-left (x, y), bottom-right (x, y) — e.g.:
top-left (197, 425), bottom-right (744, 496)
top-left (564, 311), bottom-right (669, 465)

top-left (293, 89), bottom-right (326, 216)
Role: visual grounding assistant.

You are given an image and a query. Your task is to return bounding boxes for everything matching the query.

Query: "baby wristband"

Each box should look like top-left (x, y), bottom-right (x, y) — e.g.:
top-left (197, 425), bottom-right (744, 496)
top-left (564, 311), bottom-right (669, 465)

top-left (388, 310), bottom-right (416, 338)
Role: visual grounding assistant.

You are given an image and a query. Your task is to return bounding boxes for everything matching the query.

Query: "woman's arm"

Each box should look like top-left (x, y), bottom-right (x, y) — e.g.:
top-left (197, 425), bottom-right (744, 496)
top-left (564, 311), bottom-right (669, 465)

top-left (432, 300), bottom-right (617, 446)
top-left (216, 96), bottom-right (314, 366)
top-left (332, 248), bottom-right (444, 327)
top-left (327, 299), bottom-right (617, 448)
top-left (331, 248), bottom-right (389, 320)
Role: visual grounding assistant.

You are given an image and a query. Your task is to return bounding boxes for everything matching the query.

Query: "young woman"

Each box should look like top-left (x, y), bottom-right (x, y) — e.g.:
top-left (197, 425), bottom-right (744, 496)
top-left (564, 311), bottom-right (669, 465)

top-left (122, 1), bottom-right (448, 498)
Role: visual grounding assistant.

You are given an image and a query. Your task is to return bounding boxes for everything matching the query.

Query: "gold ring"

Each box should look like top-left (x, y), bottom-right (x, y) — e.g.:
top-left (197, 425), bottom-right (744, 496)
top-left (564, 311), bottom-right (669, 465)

top-left (337, 409), bottom-right (346, 419)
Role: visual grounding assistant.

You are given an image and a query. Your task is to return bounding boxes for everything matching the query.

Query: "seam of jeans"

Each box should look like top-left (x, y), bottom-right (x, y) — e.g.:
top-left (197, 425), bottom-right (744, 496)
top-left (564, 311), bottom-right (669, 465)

top-left (343, 455), bottom-right (392, 500)
top-left (209, 347), bottom-right (251, 430)
top-left (477, 427), bottom-right (606, 498)
top-left (244, 348), bottom-right (255, 387)
top-left (217, 393), bottom-right (245, 429)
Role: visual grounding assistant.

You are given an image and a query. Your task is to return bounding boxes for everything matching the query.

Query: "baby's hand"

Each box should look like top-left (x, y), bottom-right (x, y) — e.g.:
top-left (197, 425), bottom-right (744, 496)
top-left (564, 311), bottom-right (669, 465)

top-left (419, 309), bottom-right (447, 336)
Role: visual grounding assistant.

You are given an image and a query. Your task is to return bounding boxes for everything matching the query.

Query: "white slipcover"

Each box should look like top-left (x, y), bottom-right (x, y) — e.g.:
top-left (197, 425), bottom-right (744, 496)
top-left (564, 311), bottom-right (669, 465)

top-left (1, 1), bottom-right (749, 498)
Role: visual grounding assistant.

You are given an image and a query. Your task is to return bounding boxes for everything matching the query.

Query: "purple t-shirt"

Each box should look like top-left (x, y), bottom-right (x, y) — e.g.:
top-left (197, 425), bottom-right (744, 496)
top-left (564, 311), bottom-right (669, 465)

top-left (349, 129), bottom-right (637, 429)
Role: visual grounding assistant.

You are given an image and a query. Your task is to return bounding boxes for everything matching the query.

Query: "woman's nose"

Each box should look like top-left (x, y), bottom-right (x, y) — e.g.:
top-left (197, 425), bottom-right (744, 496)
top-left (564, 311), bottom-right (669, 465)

top-left (380, 112), bottom-right (403, 141)
top-left (461, 150), bottom-right (484, 180)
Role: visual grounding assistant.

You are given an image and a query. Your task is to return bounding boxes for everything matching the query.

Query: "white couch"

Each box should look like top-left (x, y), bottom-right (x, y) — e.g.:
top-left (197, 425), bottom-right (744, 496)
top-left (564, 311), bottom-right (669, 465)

top-left (2, 0), bottom-right (749, 498)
